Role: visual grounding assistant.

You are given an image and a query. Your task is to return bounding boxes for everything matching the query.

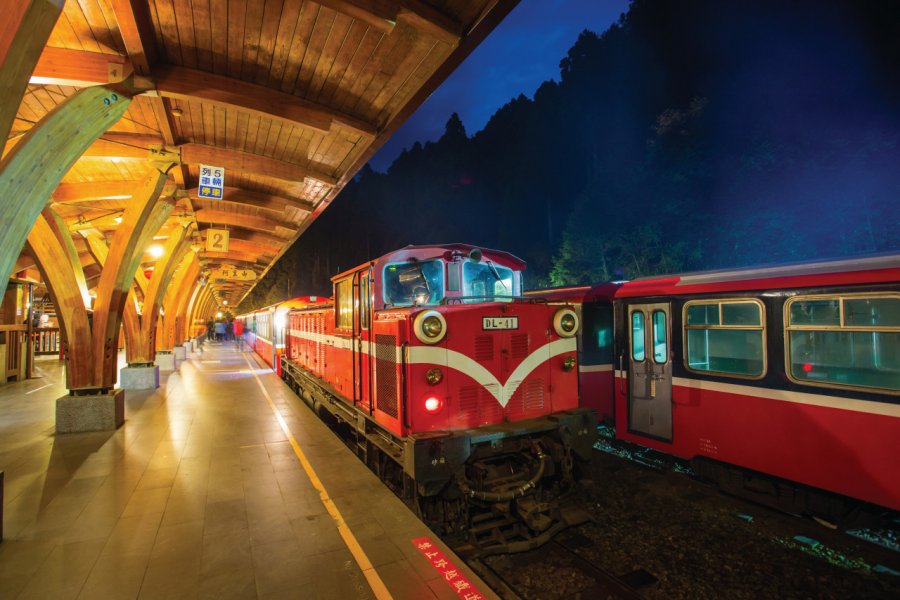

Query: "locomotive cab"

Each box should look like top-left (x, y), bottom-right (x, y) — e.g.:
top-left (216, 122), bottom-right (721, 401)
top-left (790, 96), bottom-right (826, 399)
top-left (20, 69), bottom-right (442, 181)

top-left (377, 244), bottom-right (524, 309)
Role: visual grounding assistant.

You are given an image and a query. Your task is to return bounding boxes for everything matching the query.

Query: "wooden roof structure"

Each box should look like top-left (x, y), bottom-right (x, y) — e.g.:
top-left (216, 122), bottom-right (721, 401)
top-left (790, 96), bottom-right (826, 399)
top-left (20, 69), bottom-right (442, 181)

top-left (5, 0), bottom-right (517, 315)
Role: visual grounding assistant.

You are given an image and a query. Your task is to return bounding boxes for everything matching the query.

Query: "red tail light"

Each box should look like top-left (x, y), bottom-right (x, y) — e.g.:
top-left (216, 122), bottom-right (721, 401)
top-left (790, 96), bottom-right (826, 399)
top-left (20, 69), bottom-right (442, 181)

top-left (424, 395), bottom-right (443, 414)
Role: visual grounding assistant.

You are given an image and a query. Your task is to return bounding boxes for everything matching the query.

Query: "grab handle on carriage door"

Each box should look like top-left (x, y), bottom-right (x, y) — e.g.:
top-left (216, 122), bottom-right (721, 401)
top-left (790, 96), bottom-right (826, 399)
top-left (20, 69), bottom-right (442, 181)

top-left (618, 353), bottom-right (626, 395)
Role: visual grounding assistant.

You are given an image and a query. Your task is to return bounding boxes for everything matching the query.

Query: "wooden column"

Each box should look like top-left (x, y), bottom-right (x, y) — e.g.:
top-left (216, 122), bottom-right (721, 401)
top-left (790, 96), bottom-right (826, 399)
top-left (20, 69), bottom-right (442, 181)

top-left (83, 233), bottom-right (145, 366)
top-left (24, 211), bottom-right (93, 389)
top-left (132, 227), bottom-right (190, 362)
top-left (0, 0), bottom-right (64, 143)
top-left (0, 82), bottom-right (133, 299)
top-left (90, 167), bottom-right (174, 388)
top-left (161, 254), bottom-right (199, 348)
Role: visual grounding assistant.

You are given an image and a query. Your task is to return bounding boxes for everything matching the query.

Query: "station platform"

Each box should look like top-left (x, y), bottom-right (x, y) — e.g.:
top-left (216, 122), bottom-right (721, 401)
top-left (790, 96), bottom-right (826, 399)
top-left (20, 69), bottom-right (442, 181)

top-left (0, 342), bottom-right (497, 600)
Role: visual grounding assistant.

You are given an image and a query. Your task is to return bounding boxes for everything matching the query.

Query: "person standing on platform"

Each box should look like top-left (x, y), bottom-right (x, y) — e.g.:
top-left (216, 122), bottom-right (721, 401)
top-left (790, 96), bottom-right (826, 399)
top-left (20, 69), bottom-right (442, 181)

top-left (206, 319), bottom-right (214, 341)
top-left (233, 319), bottom-right (244, 350)
top-left (226, 320), bottom-right (234, 342)
top-left (214, 320), bottom-right (225, 341)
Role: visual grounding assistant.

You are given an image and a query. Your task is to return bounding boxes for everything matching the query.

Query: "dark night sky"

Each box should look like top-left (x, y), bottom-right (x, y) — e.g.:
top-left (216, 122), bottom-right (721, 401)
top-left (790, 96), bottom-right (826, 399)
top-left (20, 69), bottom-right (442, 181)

top-left (367, 0), bottom-right (631, 172)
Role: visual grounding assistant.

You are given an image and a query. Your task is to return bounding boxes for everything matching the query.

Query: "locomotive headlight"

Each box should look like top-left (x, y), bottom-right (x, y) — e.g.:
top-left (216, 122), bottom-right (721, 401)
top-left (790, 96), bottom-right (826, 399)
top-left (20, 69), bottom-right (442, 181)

top-left (563, 356), bottom-right (576, 372)
top-left (552, 308), bottom-right (579, 338)
top-left (426, 367), bottom-right (443, 385)
top-left (413, 310), bottom-right (447, 344)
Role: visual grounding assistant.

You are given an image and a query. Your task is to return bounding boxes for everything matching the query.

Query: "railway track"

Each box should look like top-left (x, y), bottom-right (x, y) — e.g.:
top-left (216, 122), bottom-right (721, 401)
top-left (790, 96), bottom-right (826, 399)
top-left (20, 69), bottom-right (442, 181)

top-left (468, 530), bottom-right (648, 600)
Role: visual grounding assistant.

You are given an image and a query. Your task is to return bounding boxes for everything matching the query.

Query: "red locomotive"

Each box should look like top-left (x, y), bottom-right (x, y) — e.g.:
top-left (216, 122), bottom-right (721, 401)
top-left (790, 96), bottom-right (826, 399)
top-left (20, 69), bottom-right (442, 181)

top-left (534, 254), bottom-right (900, 518)
top-left (241, 244), bottom-right (596, 554)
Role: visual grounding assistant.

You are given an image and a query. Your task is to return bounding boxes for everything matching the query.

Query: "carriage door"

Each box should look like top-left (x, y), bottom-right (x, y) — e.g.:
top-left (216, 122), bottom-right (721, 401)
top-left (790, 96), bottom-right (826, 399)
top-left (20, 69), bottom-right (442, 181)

top-left (353, 269), bottom-right (373, 412)
top-left (628, 303), bottom-right (673, 441)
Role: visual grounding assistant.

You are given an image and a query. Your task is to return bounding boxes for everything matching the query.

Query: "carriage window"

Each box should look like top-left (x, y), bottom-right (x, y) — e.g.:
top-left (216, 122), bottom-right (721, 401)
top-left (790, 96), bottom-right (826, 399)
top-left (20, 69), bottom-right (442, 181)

top-left (582, 303), bottom-right (614, 364)
top-left (335, 278), bottom-right (353, 329)
top-left (684, 299), bottom-right (765, 377)
top-left (786, 294), bottom-right (900, 392)
top-left (652, 310), bottom-right (668, 363)
top-left (382, 260), bottom-right (444, 307)
top-left (631, 311), bottom-right (645, 361)
top-left (462, 261), bottom-right (515, 303)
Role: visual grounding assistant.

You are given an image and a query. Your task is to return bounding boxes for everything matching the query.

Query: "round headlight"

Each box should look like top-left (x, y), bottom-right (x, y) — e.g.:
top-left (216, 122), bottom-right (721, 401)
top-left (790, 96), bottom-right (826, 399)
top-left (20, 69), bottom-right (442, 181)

top-left (552, 308), bottom-right (579, 338)
top-left (414, 310), bottom-right (447, 344)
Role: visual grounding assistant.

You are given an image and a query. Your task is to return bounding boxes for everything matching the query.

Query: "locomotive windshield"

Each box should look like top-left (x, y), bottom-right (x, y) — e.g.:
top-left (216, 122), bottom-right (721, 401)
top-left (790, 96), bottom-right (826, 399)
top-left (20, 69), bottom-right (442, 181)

top-left (462, 261), bottom-right (515, 303)
top-left (383, 259), bottom-right (444, 306)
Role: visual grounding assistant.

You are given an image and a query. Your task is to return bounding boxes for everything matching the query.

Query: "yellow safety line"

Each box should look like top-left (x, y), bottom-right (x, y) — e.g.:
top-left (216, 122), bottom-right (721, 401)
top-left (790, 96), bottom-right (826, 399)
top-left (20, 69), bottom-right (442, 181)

top-left (243, 355), bottom-right (394, 600)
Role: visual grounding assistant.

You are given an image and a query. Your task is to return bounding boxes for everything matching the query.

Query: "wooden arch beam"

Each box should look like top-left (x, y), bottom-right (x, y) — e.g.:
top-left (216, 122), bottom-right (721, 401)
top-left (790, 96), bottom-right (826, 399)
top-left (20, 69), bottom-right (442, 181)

top-left (83, 232), bottom-right (143, 367)
top-left (0, 83), bottom-right (132, 298)
top-left (133, 226), bottom-right (190, 362)
top-left (194, 210), bottom-right (294, 237)
top-left (187, 187), bottom-right (315, 214)
top-left (0, 0), bottom-right (64, 142)
top-left (24, 212), bottom-right (93, 389)
top-left (163, 254), bottom-right (200, 347)
top-left (154, 65), bottom-right (377, 138)
top-left (178, 143), bottom-right (338, 187)
top-left (91, 167), bottom-right (174, 387)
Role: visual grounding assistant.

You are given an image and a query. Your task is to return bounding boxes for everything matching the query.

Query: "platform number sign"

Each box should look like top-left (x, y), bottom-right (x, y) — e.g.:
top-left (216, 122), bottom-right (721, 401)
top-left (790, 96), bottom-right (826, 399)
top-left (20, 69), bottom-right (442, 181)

top-left (198, 164), bottom-right (224, 199)
top-left (206, 228), bottom-right (229, 253)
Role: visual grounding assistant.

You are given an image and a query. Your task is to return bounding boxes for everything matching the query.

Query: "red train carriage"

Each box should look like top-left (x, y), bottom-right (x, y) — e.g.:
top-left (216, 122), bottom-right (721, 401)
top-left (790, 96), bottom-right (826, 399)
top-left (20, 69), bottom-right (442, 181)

top-left (558, 254), bottom-right (900, 517)
top-left (277, 244), bottom-right (596, 554)
top-left (238, 296), bottom-right (323, 375)
top-left (524, 283), bottom-right (621, 422)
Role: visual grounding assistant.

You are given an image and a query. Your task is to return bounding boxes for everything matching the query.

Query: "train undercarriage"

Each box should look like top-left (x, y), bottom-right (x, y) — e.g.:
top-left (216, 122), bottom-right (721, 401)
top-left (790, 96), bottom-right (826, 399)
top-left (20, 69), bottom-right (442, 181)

top-left (280, 356), bottom-right (597, 557)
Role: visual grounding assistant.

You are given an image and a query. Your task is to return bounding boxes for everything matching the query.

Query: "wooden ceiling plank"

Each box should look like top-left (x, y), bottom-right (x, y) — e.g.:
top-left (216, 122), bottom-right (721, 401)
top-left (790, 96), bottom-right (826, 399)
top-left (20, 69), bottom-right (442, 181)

top-left (278, 0), bottom-right (318, 95)
top-left (154, 64), bottom-right (376, 137)
top-left (307, 12), bottom-right (354, 101)
top-left (63, 1), bottom-right (103, 54)
top-left (241, 0), bottom-right (267, 83)
top-left (252, 0), bottom-right (284, 86)
top-left (208, 0), bottom-right (228, 75)
top-left (293, 6), bottom-right (337, 98)
top-left (109, 0), bottom-right (158, 75)
top-left (311, 19), bottom-right (367, 105)
top-left (151, 0), bottom-right (182, 66)
top-left (266, 0), bottom-right (302, 87)
top-left (225, 0), bottom-right (248, 79)
top-left (172, 0), bottom-right (199, 69)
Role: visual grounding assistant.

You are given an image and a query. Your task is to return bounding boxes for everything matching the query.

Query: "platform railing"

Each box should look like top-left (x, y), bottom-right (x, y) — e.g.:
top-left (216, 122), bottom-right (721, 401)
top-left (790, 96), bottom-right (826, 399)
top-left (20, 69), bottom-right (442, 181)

top-left (32, 327), bottom-right (61, 356)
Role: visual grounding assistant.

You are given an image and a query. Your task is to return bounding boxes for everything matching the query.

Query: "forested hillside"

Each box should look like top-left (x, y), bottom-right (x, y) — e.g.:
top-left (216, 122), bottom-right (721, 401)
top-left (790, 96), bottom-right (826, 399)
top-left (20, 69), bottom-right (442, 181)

top-left (240, 0), bottom-right (900, 311)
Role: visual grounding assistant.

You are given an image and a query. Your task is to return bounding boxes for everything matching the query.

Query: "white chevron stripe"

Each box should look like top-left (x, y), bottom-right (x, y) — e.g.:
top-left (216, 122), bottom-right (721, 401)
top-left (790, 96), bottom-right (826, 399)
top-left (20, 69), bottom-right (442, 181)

top-left (408, 338), bottom-right (576, 407)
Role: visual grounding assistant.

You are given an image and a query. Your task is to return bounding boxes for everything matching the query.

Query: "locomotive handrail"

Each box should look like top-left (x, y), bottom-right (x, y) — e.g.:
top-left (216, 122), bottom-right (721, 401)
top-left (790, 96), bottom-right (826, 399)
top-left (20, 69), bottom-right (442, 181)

top-left (441, 295), bottom-right (547, 305)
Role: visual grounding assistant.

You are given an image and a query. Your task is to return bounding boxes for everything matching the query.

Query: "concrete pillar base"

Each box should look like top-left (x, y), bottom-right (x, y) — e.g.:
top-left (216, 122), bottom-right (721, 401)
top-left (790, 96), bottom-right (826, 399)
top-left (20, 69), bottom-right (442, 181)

top-left (56, 389), bottom-right (124, 433)
top-left (173, 345), bottom-right (186, 361)
top-left (120, 365), bottom-right (159, 390)
top-left (182, 342), bottom-right (192, 358)
top-left (155, 351), bottom-right (175, 371)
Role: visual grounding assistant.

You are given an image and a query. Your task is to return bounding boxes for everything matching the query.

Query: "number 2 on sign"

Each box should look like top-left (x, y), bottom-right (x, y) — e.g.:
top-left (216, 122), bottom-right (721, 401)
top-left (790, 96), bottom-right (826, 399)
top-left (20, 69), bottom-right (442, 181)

top-left (205, 229), bottom-right (229, 253)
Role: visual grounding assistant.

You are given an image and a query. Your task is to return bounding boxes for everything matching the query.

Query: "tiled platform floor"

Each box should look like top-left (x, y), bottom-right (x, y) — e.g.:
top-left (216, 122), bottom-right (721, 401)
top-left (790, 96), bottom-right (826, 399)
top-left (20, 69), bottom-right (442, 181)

top-left (0, 342), bottom-right (496, 599)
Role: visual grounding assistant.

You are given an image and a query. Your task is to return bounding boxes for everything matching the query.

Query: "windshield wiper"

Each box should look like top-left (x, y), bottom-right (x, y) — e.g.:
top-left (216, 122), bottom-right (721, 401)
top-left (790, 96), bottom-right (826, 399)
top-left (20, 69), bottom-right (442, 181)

top-left (486, 261), bottom-right (508, 291)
